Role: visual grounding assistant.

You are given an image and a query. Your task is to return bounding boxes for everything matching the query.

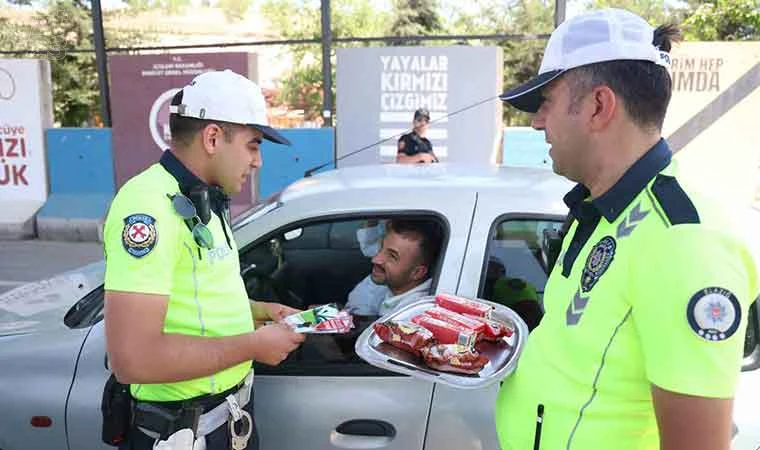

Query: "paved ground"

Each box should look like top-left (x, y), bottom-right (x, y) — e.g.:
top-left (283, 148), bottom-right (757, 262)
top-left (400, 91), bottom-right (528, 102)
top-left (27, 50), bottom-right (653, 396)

top-left (0, 239), bottom-right (104, 294)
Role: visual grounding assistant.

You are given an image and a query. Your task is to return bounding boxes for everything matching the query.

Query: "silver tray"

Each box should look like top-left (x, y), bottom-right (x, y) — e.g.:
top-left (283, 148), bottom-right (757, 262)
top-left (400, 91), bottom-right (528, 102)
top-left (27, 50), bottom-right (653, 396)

top-left (355, 296), bottom-right (529, 389)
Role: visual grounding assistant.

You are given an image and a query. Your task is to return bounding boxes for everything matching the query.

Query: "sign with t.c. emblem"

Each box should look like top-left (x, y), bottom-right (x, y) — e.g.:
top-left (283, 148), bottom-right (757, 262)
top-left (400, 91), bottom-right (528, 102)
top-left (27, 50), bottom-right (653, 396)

top-left (122, 214), bottom-right (157, 258)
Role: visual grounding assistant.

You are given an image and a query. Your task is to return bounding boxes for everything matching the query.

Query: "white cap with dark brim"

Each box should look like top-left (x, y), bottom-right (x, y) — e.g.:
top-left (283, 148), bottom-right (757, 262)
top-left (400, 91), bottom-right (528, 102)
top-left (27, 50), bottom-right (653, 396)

top-left (169, 69), bottom-right (292, 146)
top-left (500, 8), bottom-right (671, 113)
top-left (499, 70), bottom-right (564, 113)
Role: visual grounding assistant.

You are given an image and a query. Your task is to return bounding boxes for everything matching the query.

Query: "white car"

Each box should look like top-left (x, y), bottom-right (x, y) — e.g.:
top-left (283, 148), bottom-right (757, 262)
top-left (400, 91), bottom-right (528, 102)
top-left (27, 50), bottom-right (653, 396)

top-left (0, 163), bottom-right (758, 450)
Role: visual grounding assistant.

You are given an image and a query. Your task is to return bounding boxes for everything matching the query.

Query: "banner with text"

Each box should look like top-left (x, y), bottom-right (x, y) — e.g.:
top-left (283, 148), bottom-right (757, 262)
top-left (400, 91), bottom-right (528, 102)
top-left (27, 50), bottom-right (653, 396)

top-left (336, 46), bottom-right (503, 166)
top-left (665, 42), bottom-right (760, 207)
top-left (109, 53), bottom-right (259, 214)
top-left (0, 59), bottom-right (53, 238)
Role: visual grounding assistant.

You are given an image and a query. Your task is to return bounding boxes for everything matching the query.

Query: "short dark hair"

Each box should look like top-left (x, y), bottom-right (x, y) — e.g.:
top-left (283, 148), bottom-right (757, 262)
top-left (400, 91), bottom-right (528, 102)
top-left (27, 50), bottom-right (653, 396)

top-left (168, 90), bottom-right (237, 148)
top-left (386, 218), bottom-right (444, 268)
top-left (414, 108), bottom-right (430, 121)
top-left (565, 24), bottom-right (682, 131)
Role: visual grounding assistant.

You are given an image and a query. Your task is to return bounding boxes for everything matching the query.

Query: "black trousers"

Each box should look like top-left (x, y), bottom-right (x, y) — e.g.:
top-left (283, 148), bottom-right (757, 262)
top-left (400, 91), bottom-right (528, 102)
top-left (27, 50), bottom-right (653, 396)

top-left (119, 398), bottom-right (258, 450)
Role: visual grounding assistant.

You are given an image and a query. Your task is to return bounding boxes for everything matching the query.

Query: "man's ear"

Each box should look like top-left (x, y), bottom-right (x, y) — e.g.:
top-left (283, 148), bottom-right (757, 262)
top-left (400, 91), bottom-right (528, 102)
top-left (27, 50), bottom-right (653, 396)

top-left (411, 264), bottom-right (428, 282)
top-left (200, 124), bottom-right (224, 155)
top-left (589, 85), bottom-right (617, 132)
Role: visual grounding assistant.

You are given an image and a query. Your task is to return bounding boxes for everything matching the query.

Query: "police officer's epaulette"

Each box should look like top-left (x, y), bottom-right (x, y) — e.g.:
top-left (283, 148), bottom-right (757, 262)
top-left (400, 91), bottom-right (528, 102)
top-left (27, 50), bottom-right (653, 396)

top-left (650, 174), bottom-right (700, 226)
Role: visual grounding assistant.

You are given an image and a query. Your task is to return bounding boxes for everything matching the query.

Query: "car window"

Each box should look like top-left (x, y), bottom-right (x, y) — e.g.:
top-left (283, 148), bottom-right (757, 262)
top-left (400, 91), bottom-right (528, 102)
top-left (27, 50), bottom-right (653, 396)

top-left (478, 217), bottom-right (563, 331)
top-left (240, 215), bottom-right (447, 376)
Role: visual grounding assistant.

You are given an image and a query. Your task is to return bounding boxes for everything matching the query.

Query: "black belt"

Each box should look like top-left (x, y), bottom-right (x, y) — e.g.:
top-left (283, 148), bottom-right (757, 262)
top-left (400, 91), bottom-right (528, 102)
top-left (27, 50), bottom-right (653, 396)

top-left (135, 379), bottom-right (245, 414)
top-left (132, 380), bottom-right (247, 439)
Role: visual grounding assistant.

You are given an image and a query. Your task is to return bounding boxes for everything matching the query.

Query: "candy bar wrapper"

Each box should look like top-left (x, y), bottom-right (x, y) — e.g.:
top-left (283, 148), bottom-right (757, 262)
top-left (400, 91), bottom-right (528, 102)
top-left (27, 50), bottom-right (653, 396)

top-left (435, 293), bottom-right (493, 318)
top-left (283, 303), bottom-right (355, 334)
top-left (419, 344), bottom-right (490, 374)
top-left (424, 307), bottom-right (487, 337)
top-left (411, 314), bottom-right (477, 348)
top-left (463, 313), bottom-right (514, 341)
top-left (373, 320), bottom-right (435, 356)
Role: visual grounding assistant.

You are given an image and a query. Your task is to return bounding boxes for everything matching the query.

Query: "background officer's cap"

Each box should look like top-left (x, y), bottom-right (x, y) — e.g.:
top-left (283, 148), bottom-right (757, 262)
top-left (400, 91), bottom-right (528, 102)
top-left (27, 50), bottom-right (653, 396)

top-left (413, 108), bottom-right (431, 122)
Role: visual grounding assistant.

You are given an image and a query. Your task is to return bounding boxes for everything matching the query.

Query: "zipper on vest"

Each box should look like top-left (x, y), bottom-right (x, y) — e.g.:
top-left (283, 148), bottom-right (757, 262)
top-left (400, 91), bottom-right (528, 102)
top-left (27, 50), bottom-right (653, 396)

top-left (533, 403), bottom-right (544, 450)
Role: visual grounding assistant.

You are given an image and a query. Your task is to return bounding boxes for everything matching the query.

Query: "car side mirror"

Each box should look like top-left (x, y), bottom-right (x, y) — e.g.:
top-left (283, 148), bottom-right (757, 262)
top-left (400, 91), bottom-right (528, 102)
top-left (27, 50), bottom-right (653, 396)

top-left (742, 300), bottom-right (759, 372)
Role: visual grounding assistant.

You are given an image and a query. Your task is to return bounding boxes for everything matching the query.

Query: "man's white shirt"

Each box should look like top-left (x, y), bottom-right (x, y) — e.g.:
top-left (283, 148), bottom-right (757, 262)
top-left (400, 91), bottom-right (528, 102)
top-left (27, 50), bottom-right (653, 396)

top-left (345, 278), bottom-right (432, 316)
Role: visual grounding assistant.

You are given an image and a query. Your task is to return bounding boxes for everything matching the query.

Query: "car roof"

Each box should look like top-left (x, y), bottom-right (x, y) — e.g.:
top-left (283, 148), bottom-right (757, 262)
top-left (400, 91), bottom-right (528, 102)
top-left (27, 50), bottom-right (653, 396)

top-left (278, 163), bottom-right (573, 203)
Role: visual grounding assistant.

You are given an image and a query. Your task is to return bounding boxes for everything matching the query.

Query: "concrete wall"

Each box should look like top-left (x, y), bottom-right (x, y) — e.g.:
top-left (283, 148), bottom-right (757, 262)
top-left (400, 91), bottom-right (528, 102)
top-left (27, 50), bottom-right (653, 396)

top-left (36, 129), bottom-right (115, 241)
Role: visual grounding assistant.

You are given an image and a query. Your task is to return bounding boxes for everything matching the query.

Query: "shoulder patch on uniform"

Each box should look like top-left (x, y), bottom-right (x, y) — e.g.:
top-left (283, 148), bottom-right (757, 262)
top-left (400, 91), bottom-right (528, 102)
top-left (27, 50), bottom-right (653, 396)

top-left (581, 236), bottom-right (616, 292)
top-left (651, 174), bottom-right (700, 226)
top-left (122, 214), bottom-right (158, 258)
top-left (687, 287), bottom-right (741, 342)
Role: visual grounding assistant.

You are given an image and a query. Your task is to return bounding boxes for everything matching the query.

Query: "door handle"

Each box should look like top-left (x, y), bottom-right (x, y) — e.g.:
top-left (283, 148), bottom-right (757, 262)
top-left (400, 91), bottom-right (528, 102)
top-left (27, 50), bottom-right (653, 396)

top-left (330, 419), bottom-right (396, 449)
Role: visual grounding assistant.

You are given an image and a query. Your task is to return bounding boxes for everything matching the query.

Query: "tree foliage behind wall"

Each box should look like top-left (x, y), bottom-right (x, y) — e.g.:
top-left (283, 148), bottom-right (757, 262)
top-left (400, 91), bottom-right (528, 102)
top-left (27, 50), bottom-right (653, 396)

top-left (3, 0), bottom-right (757, 128)
top-left (389, 0), bottom-right (443, 45)
top-left (260, 0), bottom-right (391, 121)
top-left (682, 0), bottom-right (760, 40)
top-left (0, 0), bottom-right (146, 126)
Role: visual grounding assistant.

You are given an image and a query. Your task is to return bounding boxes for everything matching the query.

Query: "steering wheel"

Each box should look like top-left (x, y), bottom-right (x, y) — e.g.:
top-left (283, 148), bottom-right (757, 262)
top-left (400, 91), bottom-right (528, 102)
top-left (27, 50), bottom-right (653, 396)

top-left (241, 239), bottom-right (307, 309)
top-left (266, 262), bottom-right (307, 309)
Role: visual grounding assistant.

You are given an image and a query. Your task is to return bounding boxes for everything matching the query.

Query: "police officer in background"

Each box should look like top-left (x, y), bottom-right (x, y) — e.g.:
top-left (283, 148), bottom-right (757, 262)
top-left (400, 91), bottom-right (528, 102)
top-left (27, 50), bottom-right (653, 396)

top-left (103, 70), bottom-right (305, 450)
top-left (396, 108), bottom-right (438, 163)
top-left (495, 9), bottom-right (758, 450)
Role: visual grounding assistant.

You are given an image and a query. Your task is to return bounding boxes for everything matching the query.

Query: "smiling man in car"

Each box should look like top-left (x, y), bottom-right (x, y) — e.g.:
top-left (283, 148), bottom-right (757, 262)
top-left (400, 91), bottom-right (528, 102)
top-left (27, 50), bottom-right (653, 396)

top-left (345, 218), bottom-right (443, 316)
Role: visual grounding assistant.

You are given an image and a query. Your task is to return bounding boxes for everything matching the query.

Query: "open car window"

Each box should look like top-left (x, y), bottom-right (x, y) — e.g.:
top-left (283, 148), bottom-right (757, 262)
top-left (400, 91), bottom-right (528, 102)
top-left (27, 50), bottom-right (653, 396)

top-left (478, 218), bottom-right (563, 331)
top-left (240, 214), bottom-right (448, 376)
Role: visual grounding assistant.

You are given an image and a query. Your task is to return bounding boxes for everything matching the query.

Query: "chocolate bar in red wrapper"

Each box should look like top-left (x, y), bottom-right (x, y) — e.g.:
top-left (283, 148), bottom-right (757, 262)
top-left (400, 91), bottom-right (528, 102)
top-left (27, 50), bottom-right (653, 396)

top-left (420, 344), bottom-right (490, 374)
top-left (463, 313), bottom-right (514, 341)
top-left (435, 293), bottom-right (493, 318)
top-left (373, 320), bottom-right (435, 356)
top-left (411, 314), bottom-right (476, 348)
top-left (313, 311), bottom-right (354, 334)
top-left (424, 307), bottom-right (486, 338)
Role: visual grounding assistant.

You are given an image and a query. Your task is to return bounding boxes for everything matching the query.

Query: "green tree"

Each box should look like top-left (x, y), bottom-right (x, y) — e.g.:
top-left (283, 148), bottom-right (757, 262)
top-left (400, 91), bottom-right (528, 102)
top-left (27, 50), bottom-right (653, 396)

top-left (682, 0), bottom-right (760, 40)
top-left (0, 1), bottom-right (147, 126)
top-left (389, 0), bottom-right (443, 45)
top-left (448, 0), bottom-right (553, 126)
top-left (260, 0), bottom-right (390, 121)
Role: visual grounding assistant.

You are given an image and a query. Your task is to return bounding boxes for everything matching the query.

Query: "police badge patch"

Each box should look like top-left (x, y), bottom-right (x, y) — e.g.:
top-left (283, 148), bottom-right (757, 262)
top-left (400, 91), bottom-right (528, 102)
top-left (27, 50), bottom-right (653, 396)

top-left (122, 214), bottom-right (158, 258)
top-left (581, 236), bottom-right (616, 292)
top-left (687, 287), bottom-right (741, 342)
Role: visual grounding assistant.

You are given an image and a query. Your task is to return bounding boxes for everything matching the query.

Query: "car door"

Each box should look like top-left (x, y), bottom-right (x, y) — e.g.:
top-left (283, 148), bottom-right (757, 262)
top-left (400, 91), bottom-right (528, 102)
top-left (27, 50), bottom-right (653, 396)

top-left (66, 319), bottom-right (112, 450)
top-left (424, 190), bottom-right (567, 450)
top-left (237, 188), bottom-right (478, 450)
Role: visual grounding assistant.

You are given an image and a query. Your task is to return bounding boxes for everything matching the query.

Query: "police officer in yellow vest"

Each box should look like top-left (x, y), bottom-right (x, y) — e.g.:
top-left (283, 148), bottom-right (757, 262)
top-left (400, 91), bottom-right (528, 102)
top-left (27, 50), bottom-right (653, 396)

top-left (103, 69), bottom-right (305, 450)
top-left (495, 9), bottom-right (759, 450)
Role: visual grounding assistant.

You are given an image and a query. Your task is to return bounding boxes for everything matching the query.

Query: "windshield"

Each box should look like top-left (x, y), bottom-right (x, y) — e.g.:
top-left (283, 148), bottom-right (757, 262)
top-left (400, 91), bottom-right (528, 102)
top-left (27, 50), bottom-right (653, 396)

top-left (232, 191), bottom-right (283, 231)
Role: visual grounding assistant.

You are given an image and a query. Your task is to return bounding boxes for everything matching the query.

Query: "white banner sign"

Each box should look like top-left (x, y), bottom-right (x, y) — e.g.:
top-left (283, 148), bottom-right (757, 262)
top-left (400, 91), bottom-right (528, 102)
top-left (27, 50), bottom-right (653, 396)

top-left (0, 59), bottom-right (52, 202)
